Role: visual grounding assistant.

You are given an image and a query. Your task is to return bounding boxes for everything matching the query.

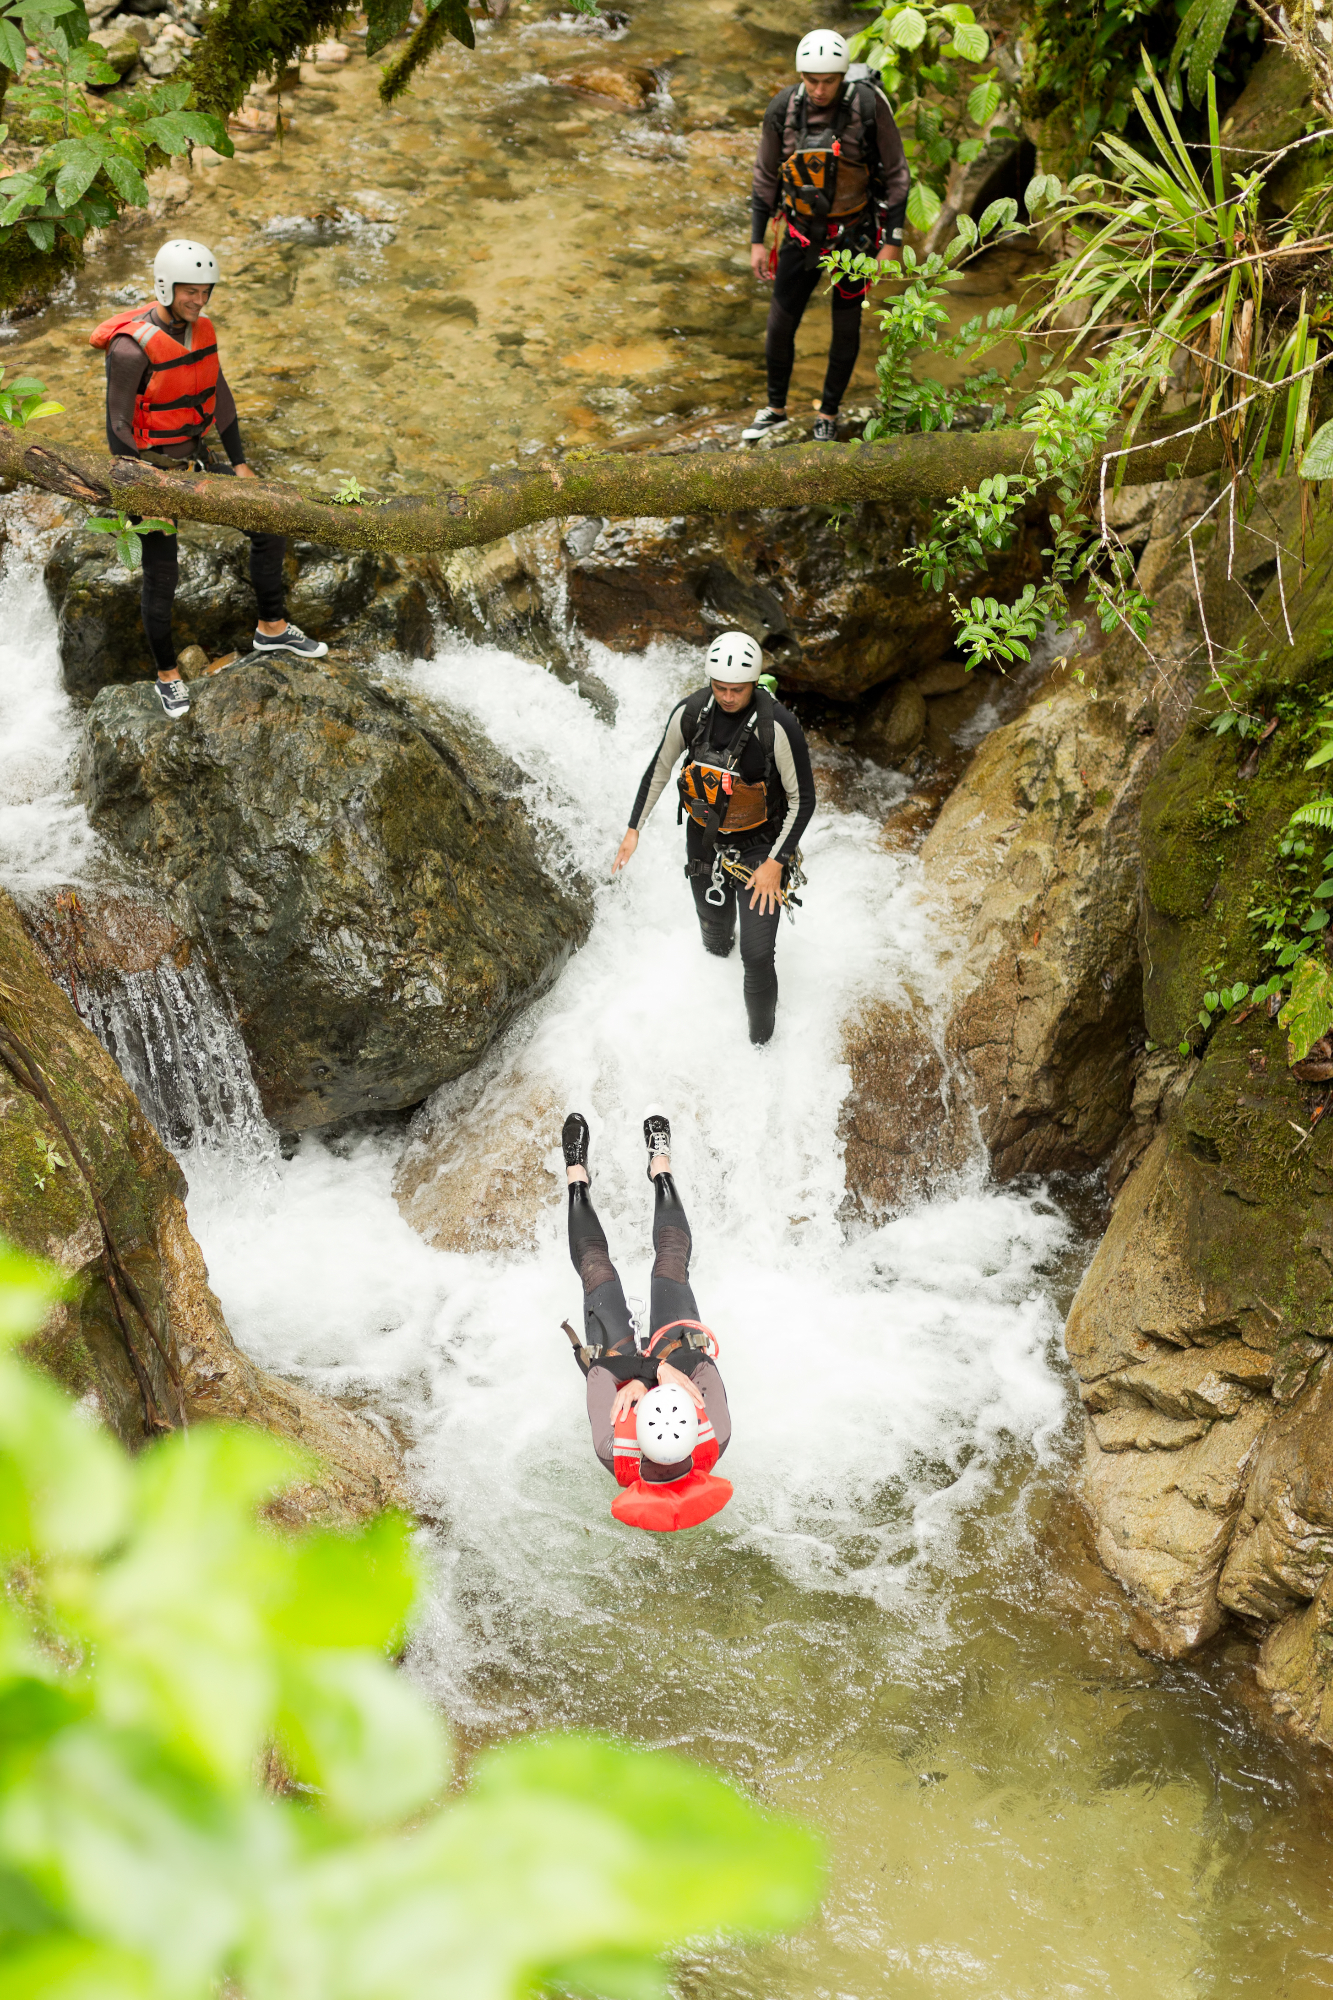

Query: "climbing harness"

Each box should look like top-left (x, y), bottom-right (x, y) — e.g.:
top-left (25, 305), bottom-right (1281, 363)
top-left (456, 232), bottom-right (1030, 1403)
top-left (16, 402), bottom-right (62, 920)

top-left (678, 701), bottom-right (770, 837)
top-left (776, 77), bottom-right (886, 266)
top-left (701, 845), bottom-right (807, 923)
top-left (646, 1318), bottom-right (721, 1364)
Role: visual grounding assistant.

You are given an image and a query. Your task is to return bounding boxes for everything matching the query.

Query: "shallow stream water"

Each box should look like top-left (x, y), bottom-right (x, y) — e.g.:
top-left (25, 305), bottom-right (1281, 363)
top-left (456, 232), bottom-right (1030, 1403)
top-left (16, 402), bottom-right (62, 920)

top-left (1, 0), bottom-right (1042, 486)
top-left (3, 3), bottom-right (1333, 1988)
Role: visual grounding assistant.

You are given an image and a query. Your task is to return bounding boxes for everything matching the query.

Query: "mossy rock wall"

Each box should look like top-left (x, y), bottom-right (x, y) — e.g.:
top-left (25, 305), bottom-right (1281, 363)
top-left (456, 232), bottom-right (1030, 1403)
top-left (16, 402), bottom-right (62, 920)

top-left (1140, 498), bottom-right (1333, 1049)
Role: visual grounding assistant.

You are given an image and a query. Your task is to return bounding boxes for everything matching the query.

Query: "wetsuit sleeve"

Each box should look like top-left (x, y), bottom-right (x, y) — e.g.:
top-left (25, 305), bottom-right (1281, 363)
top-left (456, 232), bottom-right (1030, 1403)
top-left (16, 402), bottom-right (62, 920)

top-left (628, 700), bottom-right (689, 832)
top-left (212, 371), bottom-right (245, 464)
top-left (874, 96), bottom-right (910, 242)
top-left (750, 95), bottom-right (788, 243)
top-left (694, 1359), bottom-right (731, 1461)
top-left (105, 335), bottom-right (149, 457)
top-left (768, 710), bottom-right (816, 863)
top-left (586, 1366), bottom-right (618, 1474)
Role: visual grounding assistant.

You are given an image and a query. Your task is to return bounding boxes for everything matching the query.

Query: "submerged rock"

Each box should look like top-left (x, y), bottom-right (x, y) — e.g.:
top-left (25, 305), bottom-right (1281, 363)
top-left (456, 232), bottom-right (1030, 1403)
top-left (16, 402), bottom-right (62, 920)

top-left (0, 886), bottom-right (408, 1521)
top-left (45, 522), bottom-right (439, 700)
top-left (394, 1073), bottom-right (559, 1251)
top-left (81, 660), bottom-right (591, 1130)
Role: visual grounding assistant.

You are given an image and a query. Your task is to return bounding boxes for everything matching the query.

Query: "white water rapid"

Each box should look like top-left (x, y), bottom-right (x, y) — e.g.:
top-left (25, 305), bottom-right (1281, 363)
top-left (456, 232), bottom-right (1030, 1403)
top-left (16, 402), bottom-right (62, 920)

top-left (5, 521), bottom-right (1333, 1999)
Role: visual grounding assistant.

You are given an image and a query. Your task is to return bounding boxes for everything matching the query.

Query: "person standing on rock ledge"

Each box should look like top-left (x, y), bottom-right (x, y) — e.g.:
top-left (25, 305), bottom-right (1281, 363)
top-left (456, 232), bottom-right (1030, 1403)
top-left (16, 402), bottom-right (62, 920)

top-left (612, 632), bottom-right (816, 1045)
top-left (91, 238), bottom-right (328, 722)
top-left (743, 29), bottom-right (908, 445)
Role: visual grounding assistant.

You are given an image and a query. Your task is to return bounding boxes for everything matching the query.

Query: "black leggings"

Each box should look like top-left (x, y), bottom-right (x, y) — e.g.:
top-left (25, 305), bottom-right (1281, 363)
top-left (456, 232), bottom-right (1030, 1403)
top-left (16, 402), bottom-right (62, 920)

top-left (568, 1171), bottom-right (699, 1355)
top-left (139, 463), bottom-right (287, 676)
top-left (766, 233), bottom-right (868, 417)
top-left (686, 822), bottom-right (782, 1045)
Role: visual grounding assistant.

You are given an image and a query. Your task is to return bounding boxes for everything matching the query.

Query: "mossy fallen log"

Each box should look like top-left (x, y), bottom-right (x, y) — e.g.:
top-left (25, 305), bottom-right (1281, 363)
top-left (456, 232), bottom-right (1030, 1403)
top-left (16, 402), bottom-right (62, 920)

top-left (0, 412), bottom-right (1238, 557)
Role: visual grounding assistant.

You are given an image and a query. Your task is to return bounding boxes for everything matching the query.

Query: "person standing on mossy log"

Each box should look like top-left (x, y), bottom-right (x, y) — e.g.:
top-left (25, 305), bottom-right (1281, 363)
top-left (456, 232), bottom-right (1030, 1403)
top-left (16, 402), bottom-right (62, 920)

top-left (91, 238), bottom-right (328, 722)
top-left (744, 29), bottom-right (908, 445)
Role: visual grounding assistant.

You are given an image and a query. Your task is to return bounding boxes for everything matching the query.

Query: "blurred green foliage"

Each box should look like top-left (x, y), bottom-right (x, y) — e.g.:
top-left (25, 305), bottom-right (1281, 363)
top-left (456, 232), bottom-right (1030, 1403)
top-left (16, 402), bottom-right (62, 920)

top-left (0, 1235), bottom-right (823, 2000)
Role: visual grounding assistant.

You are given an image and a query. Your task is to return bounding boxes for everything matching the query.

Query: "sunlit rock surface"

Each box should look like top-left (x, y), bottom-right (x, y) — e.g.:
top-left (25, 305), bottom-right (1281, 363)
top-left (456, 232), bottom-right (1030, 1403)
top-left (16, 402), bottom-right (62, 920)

top-left (81, 659), bottom-right (591, 1129)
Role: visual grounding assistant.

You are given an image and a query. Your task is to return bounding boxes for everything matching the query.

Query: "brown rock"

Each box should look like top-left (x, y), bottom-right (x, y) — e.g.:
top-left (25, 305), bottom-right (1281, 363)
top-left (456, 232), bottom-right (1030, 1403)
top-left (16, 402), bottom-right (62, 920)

top-left (1219, 1363), bottom-right (1333, 1624)
top-left (0, 887), bottom-right (408, 1522)
top-left (1258, 1566), bottom-right (1333, 1747)
top-left (856, 680), bottom-right (927, 767)
top-left (1076, 1400), bottom-right (1270, 1655)
top-left (394, 1077), bottom-right (559, 1252)
top-left (913, 660), bottom-right (972, 697)
top-left (838, 1000), bottom-right (973, 1217)
top-left (554, 63), bottom-right (656, 110)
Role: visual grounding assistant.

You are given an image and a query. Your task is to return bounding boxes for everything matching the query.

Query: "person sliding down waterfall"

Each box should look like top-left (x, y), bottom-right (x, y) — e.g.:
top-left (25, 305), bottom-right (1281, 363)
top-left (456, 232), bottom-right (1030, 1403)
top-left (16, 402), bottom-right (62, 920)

top-left (560, 1110), bottom-right (733, 1534)
top-left (743, 29), bottom-right (908, 444)
top-left (91, 239), bottom-right (328, 722)
top-left (612, 632), bottom-right (816, 1045)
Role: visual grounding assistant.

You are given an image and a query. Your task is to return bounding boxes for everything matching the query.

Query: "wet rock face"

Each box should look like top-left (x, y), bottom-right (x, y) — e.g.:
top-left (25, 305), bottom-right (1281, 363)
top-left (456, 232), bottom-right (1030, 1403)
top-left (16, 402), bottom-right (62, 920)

top-left (838, 1000), bottom-right (974, 1217)
top-left (561, 505), bottom-right (963, 701)
top-left (0, 886), bottom-right (409, 1521)
top-left (81, 660), bottom-right (592, 1131)
top-left (45, 522), bottom-right (438, 700)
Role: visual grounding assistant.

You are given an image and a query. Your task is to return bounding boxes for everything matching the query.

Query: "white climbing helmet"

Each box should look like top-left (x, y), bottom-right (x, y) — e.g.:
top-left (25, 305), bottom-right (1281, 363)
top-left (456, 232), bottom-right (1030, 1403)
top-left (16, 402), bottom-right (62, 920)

top-left (795, 29), bottom-right (849, 74)
top-left (636, 1384), bottom-right (700, 1465)
top-left (153, 239), bottom-right (220, 307)
top-left (705, 630), bottom-right (765, 682)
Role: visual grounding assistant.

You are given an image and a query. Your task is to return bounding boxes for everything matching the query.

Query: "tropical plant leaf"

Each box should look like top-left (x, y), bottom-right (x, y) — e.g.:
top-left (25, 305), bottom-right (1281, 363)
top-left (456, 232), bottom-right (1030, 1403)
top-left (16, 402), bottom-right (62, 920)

top-left (965, 76), bottom-right (1000, 124)
top-left (948, 22), bottom-right (988, 61)
top-left (1279, 954), bottom-right (1333, 1064)
top-left (887, 6), bottom-right (928, 51)
top-left (1300, 418), bottom-right (1333, 480)
top-left (364, 0), bottom-right (414, 58)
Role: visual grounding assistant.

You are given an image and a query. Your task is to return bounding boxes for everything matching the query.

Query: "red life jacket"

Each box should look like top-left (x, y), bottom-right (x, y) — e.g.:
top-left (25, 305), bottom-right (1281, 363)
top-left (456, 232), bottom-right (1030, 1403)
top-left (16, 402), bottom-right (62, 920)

top-left (612, 1468), bottom-right (733, 1533)
top-left (90, 303), bottom-right (220, 452)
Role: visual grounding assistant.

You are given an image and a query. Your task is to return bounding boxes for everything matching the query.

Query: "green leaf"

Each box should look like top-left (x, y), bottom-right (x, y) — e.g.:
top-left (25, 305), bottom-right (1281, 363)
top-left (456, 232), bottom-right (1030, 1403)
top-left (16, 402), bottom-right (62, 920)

top-left (24, 218), bottom-right (54, 251)
top-left (0, 18), bottom-right (25, 68)
top-left (906, 179), bottom-right (941, 230)
top-left (276, 1650), bottom-right (449, 1828)
top-left (99, 155), bottom-right (146, 206)
top-left (52, 148), bottom-right (102, 211)
top-left (364, 0), bottom-right (414, 58)
top-left (977, 196), bottom-right (1018, 235)
top-left (1279, 954), bottom-right (1333, 1064)
top-left (887, 6), bottom-right (928, 50)
top-left (965, 77), bottom-right (1000, 124)
top-left (1300, 418), bottom-right (1333, 481)
top-left (948, 21), bottom-right (989, 61)
top-left (0, 1237), bottom-right (70, 1346)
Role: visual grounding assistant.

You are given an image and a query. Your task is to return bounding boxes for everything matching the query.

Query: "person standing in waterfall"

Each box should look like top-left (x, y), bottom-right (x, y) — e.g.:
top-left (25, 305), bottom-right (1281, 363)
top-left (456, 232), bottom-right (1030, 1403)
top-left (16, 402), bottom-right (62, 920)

top-left (742, 28), bottom-right (909, 443)
top-left (611, 632), bottom-right (816, 1046)
top-left (560, 1109), bottom-right (734, 1534)
top-left (91, 238), bottom-right (328, 722)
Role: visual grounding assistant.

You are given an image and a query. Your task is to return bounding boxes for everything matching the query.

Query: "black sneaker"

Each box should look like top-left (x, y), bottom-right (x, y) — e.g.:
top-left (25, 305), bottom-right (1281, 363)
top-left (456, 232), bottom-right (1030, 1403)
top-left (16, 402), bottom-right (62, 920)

top-left (562, 1111), bottom-right (591, 1174)
top-left (251, 622), bottom-right (329, 659)
top-left (813, 414), bottom-right (839, 442)
top-left (154, 674), bottom-right (190, 718)
top-left (741, 406), bottom-right (790, 442)
top-left (643, 1108), bottom-right (671, 1178)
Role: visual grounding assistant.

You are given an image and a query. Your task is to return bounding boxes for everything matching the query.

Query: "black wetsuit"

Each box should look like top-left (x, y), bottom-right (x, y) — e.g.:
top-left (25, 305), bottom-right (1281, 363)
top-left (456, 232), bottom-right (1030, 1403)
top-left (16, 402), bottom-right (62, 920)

top-left (568, 1174), bottom-right (731, 1483)
top-left (629, 688), bottom-right (816, 1043)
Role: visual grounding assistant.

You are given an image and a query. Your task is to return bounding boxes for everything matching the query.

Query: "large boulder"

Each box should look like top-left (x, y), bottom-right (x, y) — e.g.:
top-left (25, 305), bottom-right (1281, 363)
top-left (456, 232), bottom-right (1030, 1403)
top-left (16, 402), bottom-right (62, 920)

top-left (45, 522), bottom-right (439, 700)
top-left (838, 999), bottom-right (974, 1217)
top-left (919, 469), bottom-right (1279, 1182)
top-left (560, 506), bottom-right (988, 701)
top-left (81, 660), bottom-right (592, 1131)
top-left (1062, 489), bottom-right (1333, 1724)
top-left (0, 886), bottom-right (408, 1523)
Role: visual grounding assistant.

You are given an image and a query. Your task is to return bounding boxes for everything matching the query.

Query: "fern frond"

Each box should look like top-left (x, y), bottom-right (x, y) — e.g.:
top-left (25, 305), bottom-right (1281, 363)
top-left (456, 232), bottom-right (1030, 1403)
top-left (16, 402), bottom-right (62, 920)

top-left (1289, 797), bottom-right (1333, 831)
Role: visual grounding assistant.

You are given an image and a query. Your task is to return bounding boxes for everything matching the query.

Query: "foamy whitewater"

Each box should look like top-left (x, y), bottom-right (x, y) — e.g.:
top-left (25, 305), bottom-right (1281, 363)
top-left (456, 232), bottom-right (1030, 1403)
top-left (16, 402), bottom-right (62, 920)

top-left (0, 528), bottom-right (1071, 1717)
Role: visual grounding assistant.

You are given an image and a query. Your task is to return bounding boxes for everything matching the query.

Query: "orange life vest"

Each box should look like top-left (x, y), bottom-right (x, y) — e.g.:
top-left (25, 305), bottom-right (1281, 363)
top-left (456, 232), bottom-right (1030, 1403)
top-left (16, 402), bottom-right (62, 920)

top-left (612, 1468), bottom-right (734, 1532)
top-left (90, 303), bottom-right (220, 452)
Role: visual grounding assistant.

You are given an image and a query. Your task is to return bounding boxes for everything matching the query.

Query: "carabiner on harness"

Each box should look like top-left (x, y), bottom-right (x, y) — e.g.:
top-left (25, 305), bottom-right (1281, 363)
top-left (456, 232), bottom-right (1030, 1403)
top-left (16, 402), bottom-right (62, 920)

top-left (704, 851), bottom-right (728, 908)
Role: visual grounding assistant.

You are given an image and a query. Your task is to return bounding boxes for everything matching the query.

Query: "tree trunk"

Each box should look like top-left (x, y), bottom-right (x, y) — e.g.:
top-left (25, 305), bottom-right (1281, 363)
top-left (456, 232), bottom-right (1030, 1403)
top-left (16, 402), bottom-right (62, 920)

top-left (0, 415), bottom-right (1229, 558)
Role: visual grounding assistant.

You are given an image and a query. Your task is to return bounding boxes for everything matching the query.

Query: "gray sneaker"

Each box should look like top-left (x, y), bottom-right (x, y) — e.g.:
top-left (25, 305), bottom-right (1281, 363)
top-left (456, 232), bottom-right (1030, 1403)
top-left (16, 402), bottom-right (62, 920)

top-left (154, 674), bottom-right (190, 718)
top-left (813, 414), bottom-right (839, 441)
top-left (741, 406), bottom-right (791, 442)
top-left (251, 622), bottom-right (329, 659)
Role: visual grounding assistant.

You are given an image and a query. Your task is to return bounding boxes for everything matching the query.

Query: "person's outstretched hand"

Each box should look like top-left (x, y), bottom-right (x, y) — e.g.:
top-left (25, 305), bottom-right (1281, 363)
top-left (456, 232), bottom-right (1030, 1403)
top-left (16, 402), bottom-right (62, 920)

top-left (748, 858), bottom-right (784, 914)
top-left (750, 243), bottom-right (771, 282)
top-left (656, 1359), bottom-right (706, 1410)
top-left (610, 1378), bottom-right (648, 1423)
top-left (612, 827), bottom-right (639, 875)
